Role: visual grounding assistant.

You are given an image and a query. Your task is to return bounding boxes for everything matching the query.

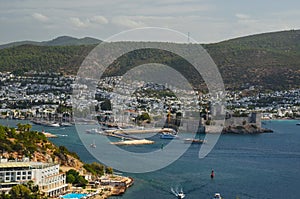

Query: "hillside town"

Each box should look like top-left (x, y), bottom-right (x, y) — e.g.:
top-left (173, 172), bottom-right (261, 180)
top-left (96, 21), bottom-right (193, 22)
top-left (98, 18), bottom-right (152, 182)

top-left (0, 72), bottom-right (299, 124)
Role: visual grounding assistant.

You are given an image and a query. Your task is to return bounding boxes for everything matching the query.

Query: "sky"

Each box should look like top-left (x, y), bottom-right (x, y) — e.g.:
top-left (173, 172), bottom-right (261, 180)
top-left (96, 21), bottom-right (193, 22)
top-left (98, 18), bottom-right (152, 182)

top-left (0, 0), bottom-right (300, 44)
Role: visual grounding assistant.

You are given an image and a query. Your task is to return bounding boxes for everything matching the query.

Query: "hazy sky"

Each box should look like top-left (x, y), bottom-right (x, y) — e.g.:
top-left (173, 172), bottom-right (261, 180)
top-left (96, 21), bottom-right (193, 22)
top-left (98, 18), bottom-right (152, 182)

top-left (0, 0), bottom-right (299, 44)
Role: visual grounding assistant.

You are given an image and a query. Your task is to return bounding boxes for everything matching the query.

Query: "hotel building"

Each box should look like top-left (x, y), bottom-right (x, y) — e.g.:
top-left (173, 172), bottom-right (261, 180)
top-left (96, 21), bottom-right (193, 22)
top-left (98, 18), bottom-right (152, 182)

top-left (0, 157), bottom-right (68, 197)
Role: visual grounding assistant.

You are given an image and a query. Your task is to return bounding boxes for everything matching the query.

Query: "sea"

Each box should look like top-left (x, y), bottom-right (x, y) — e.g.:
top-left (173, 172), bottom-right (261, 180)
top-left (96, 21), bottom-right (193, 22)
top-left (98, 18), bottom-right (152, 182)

top-left (1, 119), bottom-right (300, 199)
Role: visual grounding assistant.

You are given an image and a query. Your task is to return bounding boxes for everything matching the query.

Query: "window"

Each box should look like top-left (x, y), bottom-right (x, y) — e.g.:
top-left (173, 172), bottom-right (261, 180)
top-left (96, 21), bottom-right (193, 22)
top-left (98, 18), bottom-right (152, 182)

top-left (17, 172), bottom-right (21, 175)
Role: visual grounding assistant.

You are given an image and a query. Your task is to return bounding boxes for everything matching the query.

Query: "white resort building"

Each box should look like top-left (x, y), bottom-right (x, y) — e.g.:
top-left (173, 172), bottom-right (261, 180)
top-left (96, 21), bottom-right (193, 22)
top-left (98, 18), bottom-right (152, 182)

top-left (0, 157), bottom-right (68, 197)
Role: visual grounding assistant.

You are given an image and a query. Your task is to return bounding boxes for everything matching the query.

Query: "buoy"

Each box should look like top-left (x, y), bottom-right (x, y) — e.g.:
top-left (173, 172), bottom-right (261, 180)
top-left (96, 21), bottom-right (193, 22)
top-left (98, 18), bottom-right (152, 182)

top-left (211, 169), bottom-right (214, 179)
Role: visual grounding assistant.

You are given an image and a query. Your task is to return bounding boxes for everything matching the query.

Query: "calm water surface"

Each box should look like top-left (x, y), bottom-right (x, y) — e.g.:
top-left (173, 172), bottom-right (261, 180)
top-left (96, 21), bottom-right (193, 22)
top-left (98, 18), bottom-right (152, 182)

top-left (1, 119), bottom-right (300, 199)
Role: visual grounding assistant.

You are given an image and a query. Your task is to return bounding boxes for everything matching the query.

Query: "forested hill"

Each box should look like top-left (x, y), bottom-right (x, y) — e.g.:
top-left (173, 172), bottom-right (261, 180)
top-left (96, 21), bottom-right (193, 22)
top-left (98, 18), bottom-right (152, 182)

top-left (0, 30), bottom-right (299, 91)
top-left (204, 29), bottom-right (300, 91)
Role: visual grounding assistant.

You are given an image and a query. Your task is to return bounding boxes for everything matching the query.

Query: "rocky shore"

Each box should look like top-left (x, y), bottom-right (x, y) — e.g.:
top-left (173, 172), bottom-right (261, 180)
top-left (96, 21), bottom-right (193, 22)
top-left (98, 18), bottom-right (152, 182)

top-left (222, 124), bottom-right (273, 134)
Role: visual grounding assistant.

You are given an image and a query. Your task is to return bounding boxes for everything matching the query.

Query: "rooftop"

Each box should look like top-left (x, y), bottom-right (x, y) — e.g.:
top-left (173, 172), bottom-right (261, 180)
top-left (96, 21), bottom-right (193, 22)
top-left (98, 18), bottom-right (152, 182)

top-left (0, 161), bottom-right (56, 169)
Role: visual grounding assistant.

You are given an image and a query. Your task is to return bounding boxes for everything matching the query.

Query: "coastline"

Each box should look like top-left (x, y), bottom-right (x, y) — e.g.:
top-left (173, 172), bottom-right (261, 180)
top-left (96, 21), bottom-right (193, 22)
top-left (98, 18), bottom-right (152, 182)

top-left (0, 120), bottom-right (134, 199)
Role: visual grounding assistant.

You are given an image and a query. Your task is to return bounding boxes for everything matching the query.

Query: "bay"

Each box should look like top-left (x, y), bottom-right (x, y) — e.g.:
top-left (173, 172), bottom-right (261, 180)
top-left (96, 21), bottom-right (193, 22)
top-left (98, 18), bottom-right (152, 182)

top-left (1, 119), bottom-right (300, 199)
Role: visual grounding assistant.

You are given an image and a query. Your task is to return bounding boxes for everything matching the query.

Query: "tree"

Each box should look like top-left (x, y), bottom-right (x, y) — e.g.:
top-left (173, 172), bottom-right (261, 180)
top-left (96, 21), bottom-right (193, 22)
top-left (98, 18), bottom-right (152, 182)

top-left (66, 174), bottom-right (75, 184)
top-left (9, 184), bottom-right (31, 199)
top-left (76, 176), bottom-right (88, 187)
top-left (136, 112), bottom-right (151, 122)
top-left (24, 124), bottom-right (32, 132)
top-left (106, 167), bottom-right (113, 174)
top-left (100, 99), bottom-right (112, 111)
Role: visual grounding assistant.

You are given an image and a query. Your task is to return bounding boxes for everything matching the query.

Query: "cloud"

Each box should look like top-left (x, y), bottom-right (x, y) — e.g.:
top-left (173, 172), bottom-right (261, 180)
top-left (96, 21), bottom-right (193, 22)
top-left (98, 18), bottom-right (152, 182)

top-left (32, 13), bottom-right (49, 22)
top-left (235, 13), bottom-right (257, 25)
top-left (235, 13), bottom-right (250, 20)
top-left (89, 16), bottom-right (108, 24)
top-left (112, 16), bottom-right (145, 28)
top-left (69, 17), bottom-right (88, 28)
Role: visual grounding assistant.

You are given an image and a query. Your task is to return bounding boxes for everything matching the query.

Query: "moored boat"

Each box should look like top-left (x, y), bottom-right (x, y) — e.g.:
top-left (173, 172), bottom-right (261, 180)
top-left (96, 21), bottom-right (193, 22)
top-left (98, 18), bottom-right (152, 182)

top-left (160, 132), bottom-right (178, 139)
top-left (184, 138), bottom-right (206, 144)
top-left (48, 122), bottom-right (60, 127)
top-left (86, 128), bottom-right (103, 134)
top-left (60, 122), bottom-right (73, 127)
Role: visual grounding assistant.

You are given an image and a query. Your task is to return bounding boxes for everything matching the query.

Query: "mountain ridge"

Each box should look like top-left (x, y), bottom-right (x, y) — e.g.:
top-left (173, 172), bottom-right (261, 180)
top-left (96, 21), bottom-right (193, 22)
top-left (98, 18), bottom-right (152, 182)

top-left (0, 36), bottom-right (102, 49)
top-left (0, 29), bottom-right (299, 91)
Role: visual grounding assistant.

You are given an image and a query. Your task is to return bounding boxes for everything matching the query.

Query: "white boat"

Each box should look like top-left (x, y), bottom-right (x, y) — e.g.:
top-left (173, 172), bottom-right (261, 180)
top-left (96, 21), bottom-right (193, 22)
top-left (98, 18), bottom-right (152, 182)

top-left (86, 128), bottom-right (103, 134)
top-left (160, 132), bottom-right (178, 139)
top-left (90, 140), bottom-right (96, 148)
top-left (60, 122), bottom-right (73, 127)
top-left (177, 191), bottom-right (185, 199)
top-left (213, 193), bottom-right (222, 199)
top-left (48, 122), bottom-right (60, 127)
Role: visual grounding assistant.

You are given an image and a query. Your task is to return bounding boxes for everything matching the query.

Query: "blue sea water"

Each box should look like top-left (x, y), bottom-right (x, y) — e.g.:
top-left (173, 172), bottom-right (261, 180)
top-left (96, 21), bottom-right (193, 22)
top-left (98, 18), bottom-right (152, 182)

top-left (1, 119), bottom-right (300, 199)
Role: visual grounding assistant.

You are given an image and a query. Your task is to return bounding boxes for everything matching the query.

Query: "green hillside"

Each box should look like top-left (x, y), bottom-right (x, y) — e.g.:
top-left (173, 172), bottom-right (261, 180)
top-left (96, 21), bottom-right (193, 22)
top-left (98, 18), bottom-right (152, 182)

top-left (0, 44), bottom-right (95, 75)
top-left (204, 29), bottom-right (300, 90)
top-left (0, 30), bottom-right (299, 91)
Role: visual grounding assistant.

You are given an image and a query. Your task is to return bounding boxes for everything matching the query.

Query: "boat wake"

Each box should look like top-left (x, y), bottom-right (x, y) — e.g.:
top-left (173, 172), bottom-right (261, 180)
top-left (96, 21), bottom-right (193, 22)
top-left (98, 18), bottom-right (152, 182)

top-left (171, 187), bottom-right (185, 198)
top-left (57, 134), bottom-right (68, 137)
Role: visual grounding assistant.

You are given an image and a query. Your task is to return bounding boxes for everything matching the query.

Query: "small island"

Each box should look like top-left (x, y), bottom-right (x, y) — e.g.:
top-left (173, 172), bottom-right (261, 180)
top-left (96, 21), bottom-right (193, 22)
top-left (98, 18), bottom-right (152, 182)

top-left (222, 124), bottom-right (273, 134)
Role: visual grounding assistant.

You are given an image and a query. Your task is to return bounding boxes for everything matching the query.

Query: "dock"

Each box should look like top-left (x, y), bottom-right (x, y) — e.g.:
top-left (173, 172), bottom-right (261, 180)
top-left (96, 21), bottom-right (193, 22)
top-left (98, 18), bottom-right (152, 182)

top-left (104, 130), bottom-right (155, 145)
top-left (104, 128), bottom-right (164, 134)
top-left (111, 139), bottom-right (154, 145)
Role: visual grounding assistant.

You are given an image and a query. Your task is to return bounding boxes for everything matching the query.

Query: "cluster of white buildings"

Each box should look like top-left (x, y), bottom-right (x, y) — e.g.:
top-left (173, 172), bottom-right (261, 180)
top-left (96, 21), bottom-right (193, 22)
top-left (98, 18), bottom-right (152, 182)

top-left (0, 157), bottom-right (68, 197)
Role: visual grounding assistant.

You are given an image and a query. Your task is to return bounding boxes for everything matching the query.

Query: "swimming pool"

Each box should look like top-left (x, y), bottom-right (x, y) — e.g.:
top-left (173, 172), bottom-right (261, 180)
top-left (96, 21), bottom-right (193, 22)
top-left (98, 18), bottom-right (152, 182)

top-left (60, 193), bottom-right (87, 199)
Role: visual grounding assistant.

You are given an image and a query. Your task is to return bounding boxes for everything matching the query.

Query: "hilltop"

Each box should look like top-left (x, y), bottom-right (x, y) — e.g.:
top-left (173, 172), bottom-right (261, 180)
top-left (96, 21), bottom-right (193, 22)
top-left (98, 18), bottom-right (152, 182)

top-left (0, 36), bottom-right (101, 49)
top-left (0, 29), bottom-right (299, 91)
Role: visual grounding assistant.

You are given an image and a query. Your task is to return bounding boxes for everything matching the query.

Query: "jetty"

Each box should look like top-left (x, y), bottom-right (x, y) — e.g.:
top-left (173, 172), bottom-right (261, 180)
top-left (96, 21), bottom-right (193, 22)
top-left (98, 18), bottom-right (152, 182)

top-left (104, 130), bottom-right (154, 145)
top-left (111, 139), bottom-right (154, 145)
top-left (42, 131), bottom-right (57, 138)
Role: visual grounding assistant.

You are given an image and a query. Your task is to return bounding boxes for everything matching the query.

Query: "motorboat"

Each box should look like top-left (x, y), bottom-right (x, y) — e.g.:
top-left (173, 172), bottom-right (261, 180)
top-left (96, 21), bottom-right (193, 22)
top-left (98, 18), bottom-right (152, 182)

top-left (184, 138), bottom-right (206, 144)
top-left (177, 191), bottom-right (185, 199)
top-left (160, 132), bottom-right (178, 139)
top-left (213, 193), bottom-right (222, 199)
